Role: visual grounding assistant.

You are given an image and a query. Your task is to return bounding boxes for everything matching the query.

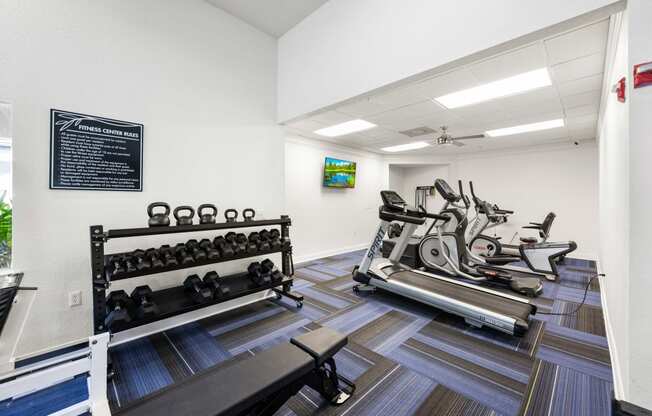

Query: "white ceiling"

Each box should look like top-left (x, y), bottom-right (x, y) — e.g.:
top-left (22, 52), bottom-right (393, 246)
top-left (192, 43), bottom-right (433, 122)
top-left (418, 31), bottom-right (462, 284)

top-left (284, 19), bottom-right (609, 155)
top-left (205, 0), bottom-right (328, 37)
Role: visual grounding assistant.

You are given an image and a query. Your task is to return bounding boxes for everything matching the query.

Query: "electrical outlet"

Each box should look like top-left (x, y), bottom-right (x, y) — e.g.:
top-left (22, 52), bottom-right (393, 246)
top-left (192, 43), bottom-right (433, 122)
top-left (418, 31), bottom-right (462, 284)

top-left (69, 290), bottom-right (82, 307)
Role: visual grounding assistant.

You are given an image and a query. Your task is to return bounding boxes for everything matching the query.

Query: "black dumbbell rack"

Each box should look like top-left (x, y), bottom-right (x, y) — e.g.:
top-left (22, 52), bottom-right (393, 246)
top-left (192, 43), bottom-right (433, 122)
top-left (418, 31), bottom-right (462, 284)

top-left (90, 215), bottom-right (303, 334)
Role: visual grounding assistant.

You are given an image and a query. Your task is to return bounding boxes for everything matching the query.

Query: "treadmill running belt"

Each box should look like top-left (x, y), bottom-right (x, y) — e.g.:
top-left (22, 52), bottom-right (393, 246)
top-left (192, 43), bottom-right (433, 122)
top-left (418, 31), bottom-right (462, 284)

top-left (390, 271), bottom-right (533, 322)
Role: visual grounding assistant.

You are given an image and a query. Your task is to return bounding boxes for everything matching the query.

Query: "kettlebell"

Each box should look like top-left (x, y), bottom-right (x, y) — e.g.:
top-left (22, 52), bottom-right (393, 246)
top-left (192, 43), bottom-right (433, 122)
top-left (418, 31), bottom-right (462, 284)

top-left (224, 209), bottom-right (238, 223)
top-left (174, 206), bottom-right (195, 226)
top-left (147, 202), bottom-right (171, 227)
top-left (198, 204), bottom-right (217, 224)
top-left (242, 208), bottom-right (256, 222)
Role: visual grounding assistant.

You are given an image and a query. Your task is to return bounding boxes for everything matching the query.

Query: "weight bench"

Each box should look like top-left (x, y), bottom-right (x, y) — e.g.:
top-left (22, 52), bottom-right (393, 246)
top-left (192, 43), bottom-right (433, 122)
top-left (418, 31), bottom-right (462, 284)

top-left (113, 327), bottom-right (355, 416)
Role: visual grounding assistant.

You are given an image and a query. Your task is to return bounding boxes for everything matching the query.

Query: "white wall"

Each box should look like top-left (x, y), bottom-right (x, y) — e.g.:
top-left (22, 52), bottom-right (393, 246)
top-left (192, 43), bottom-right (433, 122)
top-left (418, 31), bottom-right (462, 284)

top-left (597, 11), bottom-right (629, 401)
top-left (285, 136), bottom-right (386, 262)
top-left (453, 146), bottom-right (599, 258)
top-left (0, 0), bottom-right (283, 358)
top-left (277, 0), bottom-right (622, 121)
top-left (389, 164), bottom-right (450, 235)
top-left (385, 144), bottom-right (599, 259)
top-left (625, 0), bottom-right (652, 408)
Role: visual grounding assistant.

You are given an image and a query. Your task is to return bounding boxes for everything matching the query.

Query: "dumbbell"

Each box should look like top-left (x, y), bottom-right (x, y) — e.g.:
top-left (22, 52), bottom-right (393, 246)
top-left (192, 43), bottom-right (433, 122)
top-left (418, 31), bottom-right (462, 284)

top-left (248, 262), bottom-right (271, 286)
top-left (199, 239), bottom-right (220, 260)
top-left (174, 206), bottom-right (195, 226)
top-left (225, 232), bottom-right (245, 254)
top-left (145, 248), bottom-right (165, 269)
top-left (124, 256), bottom-right (137, 273)
top-left (158, 245), bottom-right (179, 267)
top-left (269, 229), bottom-right (290, 250)
top-left (105, 290), bottom-right (132, 330)
top-left (261, 259), bottom-right (284, 284)
top-left (213, 236), bottom-right (235, 258)
top-left (185, 239), bottom-right (207, 262)
top-left (260, 229), bottom-right (281, 250)
top-left (184, 275), bottom-right (213, 304)
top-left (174, 243), bottom-right (195, 265)
top-left (107, 256), bottom-right (126, 277)
top-left (248, 232), bottom-right (270, 252)
top-left (203, 271), bottom-right (230, 299)
top-left (131, 286), bottom-right (159, 320)
top-left (131, 249), bottom-right (151, 271)
top-left (236, 233), bottom-right (256, 254)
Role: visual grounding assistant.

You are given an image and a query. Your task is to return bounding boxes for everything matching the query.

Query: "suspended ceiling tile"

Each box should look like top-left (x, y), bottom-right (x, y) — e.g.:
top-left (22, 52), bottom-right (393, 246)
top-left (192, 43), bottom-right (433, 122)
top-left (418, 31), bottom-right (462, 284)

top-left (550, 52), bottom-right (605, 84)
top-left (469, 43), bottom-right (548, 83)
top-left (416, 68), bottom-right (479, 99)
top-left (544, 20), bottom-right (609, 66)
top-left (561, 89), bottom-right (602, 110)
top-left (557, 73), bottom-right (604, 97)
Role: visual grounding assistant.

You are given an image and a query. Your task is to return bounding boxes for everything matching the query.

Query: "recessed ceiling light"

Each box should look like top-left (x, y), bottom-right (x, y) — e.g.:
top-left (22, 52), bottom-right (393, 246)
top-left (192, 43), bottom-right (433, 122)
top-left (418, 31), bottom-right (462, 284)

top-left (434, 68), bottom-right (552, 109)
top-left (314, 119), bottom-right (376, 137)
top-left (381, 141), bottom-right (430, 152)
top-left (485, 118), bottom-right (565, 137)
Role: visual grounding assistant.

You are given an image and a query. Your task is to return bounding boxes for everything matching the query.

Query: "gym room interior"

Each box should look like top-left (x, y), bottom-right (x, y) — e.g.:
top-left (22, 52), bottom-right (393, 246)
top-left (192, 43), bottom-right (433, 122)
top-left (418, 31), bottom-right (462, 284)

top-left (0, 1), bottom-right (651, 415)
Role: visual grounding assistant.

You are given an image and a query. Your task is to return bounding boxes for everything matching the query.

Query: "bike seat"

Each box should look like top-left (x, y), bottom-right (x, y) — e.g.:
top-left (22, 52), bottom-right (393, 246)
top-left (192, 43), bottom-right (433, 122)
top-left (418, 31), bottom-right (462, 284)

top-left (520, 237), bottom-right (538, 244)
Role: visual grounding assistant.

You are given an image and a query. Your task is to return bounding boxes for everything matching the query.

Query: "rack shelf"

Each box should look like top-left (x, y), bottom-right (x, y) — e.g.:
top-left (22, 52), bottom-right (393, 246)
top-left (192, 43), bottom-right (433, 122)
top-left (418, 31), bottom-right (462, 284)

top-left (110, 273), bottom-right (300, 333)
top-left (102, 217), bottom-right (291, 240)
top-left (105, 247), bottom-right (286, 282)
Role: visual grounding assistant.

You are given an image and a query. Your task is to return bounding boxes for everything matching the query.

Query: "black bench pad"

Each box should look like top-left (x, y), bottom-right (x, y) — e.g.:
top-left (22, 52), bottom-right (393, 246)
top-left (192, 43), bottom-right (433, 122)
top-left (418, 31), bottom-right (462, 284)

top-left (291, 327), bottom-right (347, 366)
top-left (114, 342), bottom-right (314, 416)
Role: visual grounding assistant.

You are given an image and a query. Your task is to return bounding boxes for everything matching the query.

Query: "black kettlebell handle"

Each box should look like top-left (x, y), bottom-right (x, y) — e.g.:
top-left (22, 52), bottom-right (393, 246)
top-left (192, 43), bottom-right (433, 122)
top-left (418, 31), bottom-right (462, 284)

top-left (198, 204), bottom-right (217, 217)
top-left (148, 202), bottom-right (170, 217)
top-left (242, 208), bottom-right (256, 221)
top-left (224, 209), bottom-right (238, 222)
top-left (174, 205), bottom-right (195, 221)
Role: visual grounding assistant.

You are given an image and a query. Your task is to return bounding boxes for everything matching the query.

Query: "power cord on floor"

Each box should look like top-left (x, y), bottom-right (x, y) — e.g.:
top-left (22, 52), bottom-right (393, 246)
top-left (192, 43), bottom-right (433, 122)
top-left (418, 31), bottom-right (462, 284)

top-left (538, 273), bottom-right (604, 316)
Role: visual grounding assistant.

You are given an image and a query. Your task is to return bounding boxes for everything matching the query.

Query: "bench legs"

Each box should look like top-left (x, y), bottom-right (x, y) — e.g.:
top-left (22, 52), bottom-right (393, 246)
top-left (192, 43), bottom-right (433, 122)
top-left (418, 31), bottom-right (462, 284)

top-left (306, 357), bottom-right (356, 405)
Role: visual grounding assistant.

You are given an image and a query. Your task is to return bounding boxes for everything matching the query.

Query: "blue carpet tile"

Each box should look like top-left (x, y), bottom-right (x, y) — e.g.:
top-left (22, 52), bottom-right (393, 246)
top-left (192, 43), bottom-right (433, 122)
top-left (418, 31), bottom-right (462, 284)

top-left (4, 251), bottom-right (611, 415)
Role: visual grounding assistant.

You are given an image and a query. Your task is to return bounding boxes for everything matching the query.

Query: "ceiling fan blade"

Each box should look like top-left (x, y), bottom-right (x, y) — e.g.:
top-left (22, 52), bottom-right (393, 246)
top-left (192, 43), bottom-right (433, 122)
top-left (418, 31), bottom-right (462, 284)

top-left (452, 141), bottom-right (465, 147)
top-left (453, 134), bottom-right (485, 140)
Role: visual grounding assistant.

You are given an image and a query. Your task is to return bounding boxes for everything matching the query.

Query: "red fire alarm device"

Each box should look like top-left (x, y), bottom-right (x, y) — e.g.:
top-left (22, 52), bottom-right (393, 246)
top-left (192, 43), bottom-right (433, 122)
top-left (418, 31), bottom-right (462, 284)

top-left (613, 77), bottom-right (626, 102)
top-left (633, 61), bottom-right (652, 88)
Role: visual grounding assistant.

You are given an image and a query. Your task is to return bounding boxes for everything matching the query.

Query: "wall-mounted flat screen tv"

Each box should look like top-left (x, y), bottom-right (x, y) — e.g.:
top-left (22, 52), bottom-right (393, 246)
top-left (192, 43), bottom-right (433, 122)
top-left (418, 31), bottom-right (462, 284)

top-left (323, 157), bottom-right (356, 188)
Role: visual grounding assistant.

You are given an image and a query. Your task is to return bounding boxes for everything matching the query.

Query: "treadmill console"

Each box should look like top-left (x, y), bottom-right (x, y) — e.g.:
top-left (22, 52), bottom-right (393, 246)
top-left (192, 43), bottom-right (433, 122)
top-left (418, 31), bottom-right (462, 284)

top-left (434, 179), bottom-right (460, 202)
top-left (380, 190), bottom-right (407, 212)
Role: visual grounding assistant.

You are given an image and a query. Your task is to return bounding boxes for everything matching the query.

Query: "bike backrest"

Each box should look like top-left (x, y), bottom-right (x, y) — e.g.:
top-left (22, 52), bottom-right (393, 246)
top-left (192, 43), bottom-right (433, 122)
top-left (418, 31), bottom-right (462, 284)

top-left (540, 212), bottom-right (556, 238)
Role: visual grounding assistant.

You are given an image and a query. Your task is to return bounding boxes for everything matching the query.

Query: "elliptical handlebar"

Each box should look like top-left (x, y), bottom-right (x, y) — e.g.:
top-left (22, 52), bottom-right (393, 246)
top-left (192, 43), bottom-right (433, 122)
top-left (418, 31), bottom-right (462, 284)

top-left (457, 180), bottom-right (471, 209)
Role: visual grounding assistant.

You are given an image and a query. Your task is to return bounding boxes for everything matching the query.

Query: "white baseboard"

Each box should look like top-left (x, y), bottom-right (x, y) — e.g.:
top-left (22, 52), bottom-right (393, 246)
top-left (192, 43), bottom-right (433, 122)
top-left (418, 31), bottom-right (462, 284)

top-left (294, 243), bottom-right (368, 265)
top-left (596, 258), bottom-right (626, 400)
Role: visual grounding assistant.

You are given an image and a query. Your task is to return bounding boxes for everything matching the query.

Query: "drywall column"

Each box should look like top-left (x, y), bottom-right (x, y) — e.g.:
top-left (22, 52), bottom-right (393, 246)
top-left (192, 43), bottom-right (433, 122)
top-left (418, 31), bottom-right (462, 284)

top-left (626, 0), bottom-right (652, 409)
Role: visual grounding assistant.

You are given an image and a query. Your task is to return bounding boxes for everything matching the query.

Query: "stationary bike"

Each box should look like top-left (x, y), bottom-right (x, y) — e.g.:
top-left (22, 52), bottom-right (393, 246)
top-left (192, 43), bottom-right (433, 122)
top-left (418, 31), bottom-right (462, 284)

top-left (465, 182), bottom-right (576, 276)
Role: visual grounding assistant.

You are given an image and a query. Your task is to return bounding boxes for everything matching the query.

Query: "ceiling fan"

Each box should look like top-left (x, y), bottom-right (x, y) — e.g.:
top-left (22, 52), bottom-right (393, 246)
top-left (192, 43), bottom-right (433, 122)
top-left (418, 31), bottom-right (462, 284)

top-left (434, 126), bottom-right (484, 147)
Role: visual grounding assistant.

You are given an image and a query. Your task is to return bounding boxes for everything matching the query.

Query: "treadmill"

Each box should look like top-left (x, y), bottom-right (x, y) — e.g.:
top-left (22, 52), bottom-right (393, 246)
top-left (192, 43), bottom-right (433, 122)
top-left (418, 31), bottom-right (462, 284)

top-left (353, 190), bottom-right (536, 336)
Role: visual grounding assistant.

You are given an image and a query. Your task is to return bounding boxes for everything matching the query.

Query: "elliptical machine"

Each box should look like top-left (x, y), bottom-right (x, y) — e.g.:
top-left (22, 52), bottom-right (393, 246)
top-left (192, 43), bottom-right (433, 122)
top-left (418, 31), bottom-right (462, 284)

top-left (466, 182), bottom-right (576, 276)
top-left (417, 179), bottom-right (543, 297)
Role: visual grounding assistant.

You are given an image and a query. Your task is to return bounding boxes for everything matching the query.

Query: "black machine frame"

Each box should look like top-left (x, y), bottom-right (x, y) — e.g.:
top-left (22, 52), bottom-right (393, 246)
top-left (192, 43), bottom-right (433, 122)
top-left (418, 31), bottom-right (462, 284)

top-left (90, 215), bottom-right (303, 334)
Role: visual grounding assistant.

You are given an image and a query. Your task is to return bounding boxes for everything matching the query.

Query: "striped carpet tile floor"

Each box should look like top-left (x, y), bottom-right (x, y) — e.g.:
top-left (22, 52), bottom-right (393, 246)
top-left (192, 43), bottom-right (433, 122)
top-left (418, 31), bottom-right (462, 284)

top-left (0, 250), bottom-right (612, 416)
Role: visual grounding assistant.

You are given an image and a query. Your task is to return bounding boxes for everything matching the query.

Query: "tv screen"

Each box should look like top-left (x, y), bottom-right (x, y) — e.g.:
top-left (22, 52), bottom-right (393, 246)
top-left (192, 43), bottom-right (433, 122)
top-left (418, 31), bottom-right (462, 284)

top-left (323, 157), bottom-right (356, 188)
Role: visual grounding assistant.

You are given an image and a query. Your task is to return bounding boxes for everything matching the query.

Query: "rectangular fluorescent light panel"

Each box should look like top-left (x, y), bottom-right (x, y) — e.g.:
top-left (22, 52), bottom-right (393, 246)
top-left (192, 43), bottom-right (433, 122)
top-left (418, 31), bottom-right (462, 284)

top-left (314, 119), bottom-right (376, 137)
top-left (381, 141), bottom-right (430, 152)
top-left (485, 118), bottom-right (565, 137)
top-left (434, 68), bottom-right (552, 109)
